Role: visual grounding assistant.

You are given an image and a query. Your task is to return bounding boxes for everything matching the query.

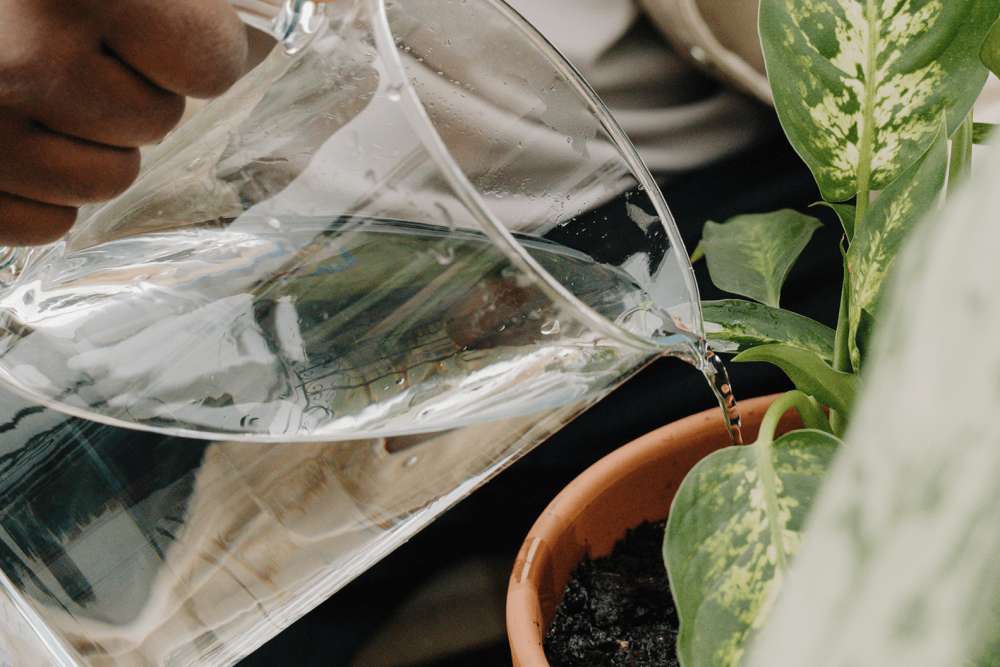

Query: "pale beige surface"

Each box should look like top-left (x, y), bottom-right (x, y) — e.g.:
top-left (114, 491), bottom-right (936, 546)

top-left (641, 0), bottom-right (771, 104)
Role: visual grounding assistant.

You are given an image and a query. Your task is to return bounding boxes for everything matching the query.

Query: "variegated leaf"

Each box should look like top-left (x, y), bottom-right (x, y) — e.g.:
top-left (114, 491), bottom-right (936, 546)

top-left (760, 0), bottom-right (997, 202)
top-left (812, 200), bottom-right (857, 238)
top-left (735, 344), bottom-right (858, 415)
top-left (847, 120), bottom-right (947, 367)
top-left (982, 16), bottom-right (1000, 76)
top-left (702, 299), bottom-right (836, 362)
top-left (701, 210), bottom-right (822, 307)
top-left (665, 429), bottom-right (840, 667)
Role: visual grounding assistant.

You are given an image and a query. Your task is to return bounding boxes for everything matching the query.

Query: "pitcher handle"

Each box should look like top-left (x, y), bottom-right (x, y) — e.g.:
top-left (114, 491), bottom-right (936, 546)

top-left (230, 0), bottom-right (333, 53)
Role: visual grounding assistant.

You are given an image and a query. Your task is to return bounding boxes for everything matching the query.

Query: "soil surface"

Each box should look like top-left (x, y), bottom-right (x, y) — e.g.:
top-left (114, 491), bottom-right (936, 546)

top-left (544, 521), bottom-right (679, 666)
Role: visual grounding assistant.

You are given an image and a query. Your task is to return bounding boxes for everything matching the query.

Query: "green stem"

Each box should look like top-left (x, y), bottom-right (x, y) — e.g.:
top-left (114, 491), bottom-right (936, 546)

top-left (757, 390), bottom-right (832, 444)
top-left (830, 257), bottom-right (852, 436)
top-left (753, 390), bottom-right (828, 573)
top-left (949, 111), bottom-right (974, 197)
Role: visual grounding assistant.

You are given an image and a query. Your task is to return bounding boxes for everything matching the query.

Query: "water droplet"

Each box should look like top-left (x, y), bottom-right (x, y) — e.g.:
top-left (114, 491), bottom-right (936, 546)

top-left (239, 415), bottom-right (261, 428)
top-left (395, 377), bottom-right (406, 386)
top-left (404, 455), bottom-right (419, 468)
top-left (540, 319), bottom-right (561, 336)
top-left (267, 217), bottom-right (282, 230)
top-left (431, 246), bottom-right (455, 265)
top-left (386, 83), bottom-right (403, 102)
top-left (690, 46), bottom-right (708, 63)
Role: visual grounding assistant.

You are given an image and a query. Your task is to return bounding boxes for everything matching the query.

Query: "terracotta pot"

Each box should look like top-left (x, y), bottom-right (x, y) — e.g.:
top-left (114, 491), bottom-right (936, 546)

top-left (507, 394), bottom-right (801, 666)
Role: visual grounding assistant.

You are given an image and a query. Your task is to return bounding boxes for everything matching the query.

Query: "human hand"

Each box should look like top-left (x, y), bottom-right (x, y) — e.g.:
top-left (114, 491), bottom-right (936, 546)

top-left (0, 0), bottom-right (248, 245)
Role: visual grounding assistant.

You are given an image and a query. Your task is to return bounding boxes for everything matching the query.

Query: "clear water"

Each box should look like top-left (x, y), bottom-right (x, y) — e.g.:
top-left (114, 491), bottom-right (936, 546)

top-left (0, 218), bottom-right (740, 665)
top-left (0, 218), bottom-right (697, 441)
top-left (703, 349), bottom-right (743, 445)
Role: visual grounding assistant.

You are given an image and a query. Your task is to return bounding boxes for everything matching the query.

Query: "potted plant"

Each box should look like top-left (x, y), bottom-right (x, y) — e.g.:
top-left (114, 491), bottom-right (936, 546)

top-left (507, 2), bottom-right (1000, 665)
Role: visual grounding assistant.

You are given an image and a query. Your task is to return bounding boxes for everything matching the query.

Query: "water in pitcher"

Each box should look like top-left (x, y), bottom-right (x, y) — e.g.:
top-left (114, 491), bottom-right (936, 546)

top-left (0, 215), bottom-right (710, 441)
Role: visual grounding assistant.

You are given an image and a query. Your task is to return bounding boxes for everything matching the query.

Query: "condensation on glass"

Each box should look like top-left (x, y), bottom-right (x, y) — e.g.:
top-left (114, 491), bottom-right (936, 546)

top-left (0, 0), bottom-right (703, 664)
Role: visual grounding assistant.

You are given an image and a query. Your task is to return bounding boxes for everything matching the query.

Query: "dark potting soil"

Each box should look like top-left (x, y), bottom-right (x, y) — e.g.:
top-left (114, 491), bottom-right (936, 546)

top-left (544, 521), bottom-right (679, 666)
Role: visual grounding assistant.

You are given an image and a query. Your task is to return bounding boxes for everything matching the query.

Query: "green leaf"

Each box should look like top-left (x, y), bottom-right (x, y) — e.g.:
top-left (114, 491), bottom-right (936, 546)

top-left (811, 201), bottom-right (856, 238)
top-left (760, 0), bottom-right (998, 202)
top-left (735, 344), bottom-right (858, 414)
top-left (666, 428), bottom-right (840, 667)
top-left (973, 122), bottom-right (997, 145)
top-left (981, 16), bottom-right (1000, 76)
top-left (701, 210), bottom-right (822, 307)
top-left (702, 299), bottom-right (836, 362)
top-left (847, 119), bottom-right (948, 367)
top-left (854, 307), bottom-right (877, 368)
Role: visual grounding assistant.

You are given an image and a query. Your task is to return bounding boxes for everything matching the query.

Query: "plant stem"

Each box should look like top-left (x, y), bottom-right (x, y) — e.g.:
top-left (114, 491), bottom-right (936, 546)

top-left (830, 257), bottom-right (852, 436)
top-left (949, 111), bottom-right (974, 197)
top-left (753, 390), bottom-right (829, 573)
top-left (758, 390), bottom-right (832, 443)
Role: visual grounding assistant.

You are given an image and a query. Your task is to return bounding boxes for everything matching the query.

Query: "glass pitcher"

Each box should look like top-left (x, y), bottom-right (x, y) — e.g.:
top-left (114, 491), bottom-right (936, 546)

top-left (0, 0), bottom-right (705, 664)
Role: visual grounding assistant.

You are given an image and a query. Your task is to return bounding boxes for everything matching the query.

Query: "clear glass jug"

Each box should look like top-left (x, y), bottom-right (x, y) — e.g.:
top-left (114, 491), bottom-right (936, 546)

top-left (0, 0), bottom-right (704, 664)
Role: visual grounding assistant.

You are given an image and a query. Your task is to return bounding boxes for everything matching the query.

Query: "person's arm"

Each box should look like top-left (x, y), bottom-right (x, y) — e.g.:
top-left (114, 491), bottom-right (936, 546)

top-left (0, 0), bottom-right (248, 245)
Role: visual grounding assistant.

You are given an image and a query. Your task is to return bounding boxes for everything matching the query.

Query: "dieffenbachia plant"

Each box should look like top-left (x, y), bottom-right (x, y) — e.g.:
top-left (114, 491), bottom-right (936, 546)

top-left (745, 121), bottom-right (1000, 667)
top-left (663, 2), bottom-right (1000, 666)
